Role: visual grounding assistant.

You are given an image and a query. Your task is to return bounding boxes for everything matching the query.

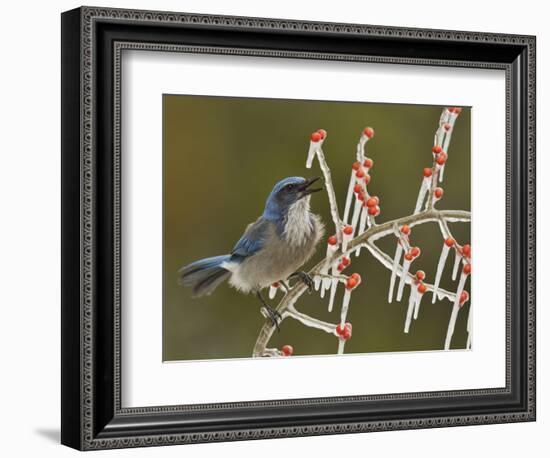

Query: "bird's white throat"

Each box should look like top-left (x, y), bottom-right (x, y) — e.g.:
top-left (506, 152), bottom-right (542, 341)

top-left (283, 197), bottom-right (314, 246)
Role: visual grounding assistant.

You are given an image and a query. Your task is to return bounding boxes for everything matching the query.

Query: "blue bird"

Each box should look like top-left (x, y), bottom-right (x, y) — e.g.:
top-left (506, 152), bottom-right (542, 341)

top-left (178, 176), bottom-right (325, 329)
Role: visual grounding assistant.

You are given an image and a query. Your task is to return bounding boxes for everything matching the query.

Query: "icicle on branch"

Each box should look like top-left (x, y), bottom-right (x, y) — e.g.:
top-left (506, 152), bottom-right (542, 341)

top-left (444, 263), bottom-right (471, 350)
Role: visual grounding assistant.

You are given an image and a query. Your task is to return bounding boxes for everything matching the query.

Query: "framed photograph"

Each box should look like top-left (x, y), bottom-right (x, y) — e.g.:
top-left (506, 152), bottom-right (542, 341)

top-left (61, 6), bottom-right (536, 450)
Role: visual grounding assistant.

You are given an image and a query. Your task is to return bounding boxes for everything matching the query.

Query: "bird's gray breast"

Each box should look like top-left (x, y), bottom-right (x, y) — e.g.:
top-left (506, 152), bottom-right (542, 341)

top-left (229, 209), bottom-right (323, 292)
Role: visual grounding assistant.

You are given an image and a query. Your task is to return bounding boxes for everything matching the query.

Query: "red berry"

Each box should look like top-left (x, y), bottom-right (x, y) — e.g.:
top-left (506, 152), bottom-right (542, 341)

top-left (311, 132), bottom-right (322, 142)
top-left (434, 187), bottom-right (444, 199)
top-left (341, 256), bottom-right (350, 266)
top-left (357, 192), bottom-right (365, 201)
top-left (281, 345), bottom-right (293, 356)
top-left (363, 127), bottom-right (375, 138)
top-left (337, 322), bottom-right (353, 340)
top-left (410, 246), bottom-right (421, 257)
top-left (462, 244), bottom-right (471, 257)
top-left (354, 183), bottom-right (362, 193)
top-left (356, 169), bottom-right (365, 179)
top-left (317, 129), bottom-right (327, 139)
top-left (436, 154), bottom-right (447, 166)
top-left (404, 253), bottom-right (414, 262)
top-left (417, 283), bottom-right (427, 294)
top-left (364, 174), bottom-right (371, 185)
top-left (444, 123), bottom-right (451, 131)
top-left (368, 205), bottom-right (379, 216)
top-left (432, 145), bottom-right (442, 154)
top-left (352, 161), bottom-right (361, 171)
top-left (346, 277), bottom-right (358, 289)
top-left (337, 263), bottom-right (345, 272)
top-left (366, 197), bottom-right (377, 208)
top-left (460, 290), bottom-right (469, 305)
top-left (416, 270), bottom-right (426, 281)
top-left (401, 225), bottom-right (411, 235)
top-left (343, 225), bottom-right (353, 235)
top-left (363, 158), bottom-right (374, 168)
top-left (445, 237), bottom-right (455, 247)
top-left (463, 263), bottom-right (471, 275)
top-left (272, 282), bottom-right (279, 288)
top-left (450, 107), bottom-right (463, 114)
top-left (423, 167), bottom-right (433, 177)
top-left (327, 235), bottom-right (338, 246)
top-left (342, 327), bottom-right (352, 340)
top-left (350, 273), bottom-right (361, 285)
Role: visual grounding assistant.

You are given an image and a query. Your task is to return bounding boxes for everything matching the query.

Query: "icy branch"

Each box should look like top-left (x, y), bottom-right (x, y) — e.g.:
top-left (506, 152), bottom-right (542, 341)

top-left (308, 141), bottom-right (342, 236)
top-left (253, 108), bottom-right (469, 357)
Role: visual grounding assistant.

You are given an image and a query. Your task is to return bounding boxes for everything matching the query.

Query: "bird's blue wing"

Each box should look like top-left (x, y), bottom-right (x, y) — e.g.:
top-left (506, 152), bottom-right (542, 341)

top-left (230, 217), bottom-right (269, 261)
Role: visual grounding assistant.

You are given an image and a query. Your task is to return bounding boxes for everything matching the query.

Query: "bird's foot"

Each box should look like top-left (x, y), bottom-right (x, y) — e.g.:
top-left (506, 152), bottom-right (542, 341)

top-left (261, 305), bottom-right (282, 332)
top-left (257, 291), bottom-right (282, 332)
top-left (290, 271), bottom-right (314, 293)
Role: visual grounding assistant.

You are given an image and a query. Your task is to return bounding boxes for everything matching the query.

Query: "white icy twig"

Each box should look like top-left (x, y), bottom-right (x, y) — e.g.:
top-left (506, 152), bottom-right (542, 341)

top-left (341, 233), bottom-right (352, 253)
top-left (340, 289), bottom-right (352, 327)
top-left (414, 177), bottom-right (430, 214)
top-left (262, 348), bottom-right (283, 357)
top-left (350, 200), bottom-right (362, 238)
top-left (432, 244), bottom-right (451, 303)
top-left (337, 288), bottom-right (353, 355)
top-left (388, 243), bottom-right (403, 303)
top-left (355, 206), bottom-right (369, 255)
top-left (319, 242), bottom-right (338, 293)
top-left (404, 287), bottom-right (416, 333)
top-left (451, 249), bottom-right (462, 281)
top-left (442, 111), bottom-right (458, 154)
top-left (337, 338), bottom-right (346, 355)
top-left (306, 136), bottom-right (324, 169)
top-left (466, 304), bottom-right (472, 349)
top-left (328, 264), bottom-right (339, 312)
top-left (314, 146), bottom-right (342, 236)
top-left (413, 290), bottom-right (424, 320)
top-left (343, 170), bottom-right (355, 224)
top-left (396, 258), bottom-right (411, 301)
top-left (365, 240), bottom-right (458, 303)
top-left (286, 305), bottom-right (335, 334)
top-left (444, 272), bottom-right (468, 350)
top-left (268, 284), bottom-right (278, 299)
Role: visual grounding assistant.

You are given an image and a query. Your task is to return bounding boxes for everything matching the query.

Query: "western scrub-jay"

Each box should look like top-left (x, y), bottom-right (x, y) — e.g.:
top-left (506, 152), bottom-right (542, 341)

top-left (179, 176), bottom-right (324, 328)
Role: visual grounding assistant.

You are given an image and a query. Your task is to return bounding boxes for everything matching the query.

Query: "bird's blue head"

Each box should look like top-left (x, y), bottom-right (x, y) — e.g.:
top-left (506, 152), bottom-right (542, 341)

top-left (263, 176), bottom-right (322, 220)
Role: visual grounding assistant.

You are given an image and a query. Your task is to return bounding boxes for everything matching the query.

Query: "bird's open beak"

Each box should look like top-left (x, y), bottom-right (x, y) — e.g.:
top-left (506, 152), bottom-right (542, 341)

top-left (298, 176), bottom-right (323, 197)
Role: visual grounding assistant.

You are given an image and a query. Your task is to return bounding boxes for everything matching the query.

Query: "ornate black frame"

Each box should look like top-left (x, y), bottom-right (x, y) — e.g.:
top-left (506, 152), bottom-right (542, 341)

top-left (61, 6), bottom-right (536, 450)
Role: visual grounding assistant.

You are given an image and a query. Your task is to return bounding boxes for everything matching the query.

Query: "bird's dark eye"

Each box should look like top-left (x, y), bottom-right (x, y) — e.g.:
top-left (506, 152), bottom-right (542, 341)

top-left (286, 184), bottom-right (295, 191)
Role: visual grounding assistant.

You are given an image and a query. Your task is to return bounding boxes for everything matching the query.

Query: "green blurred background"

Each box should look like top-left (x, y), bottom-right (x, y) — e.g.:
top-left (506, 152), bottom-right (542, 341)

top-left (163, 95), bottom-right (471, 361)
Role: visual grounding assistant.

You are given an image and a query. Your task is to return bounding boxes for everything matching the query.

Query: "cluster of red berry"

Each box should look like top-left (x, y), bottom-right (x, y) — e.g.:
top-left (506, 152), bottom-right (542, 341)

top-left (399, 225), bottom-right (422, 262)
top-left (414, 270), bottom-right (427, 294)
top-left (335, 322), bottom-right (352, 340)
top-left (351, 159), bottom-right (380, 217)
top-left (336, 256), bottom-right (351, 272)
top-left (310, 129), bottom-right (327, 143)
top-left (346, 273), bottom-right (361, 290)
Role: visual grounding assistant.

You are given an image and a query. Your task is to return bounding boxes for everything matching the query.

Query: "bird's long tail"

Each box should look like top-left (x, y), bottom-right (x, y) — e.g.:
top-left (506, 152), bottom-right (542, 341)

top-left (178, 255), bottom-right (231, 297)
